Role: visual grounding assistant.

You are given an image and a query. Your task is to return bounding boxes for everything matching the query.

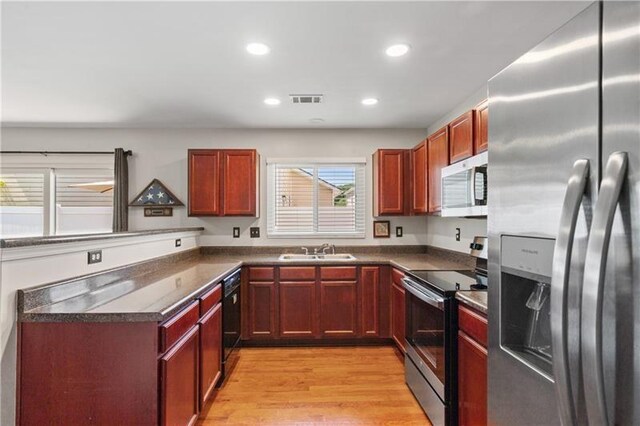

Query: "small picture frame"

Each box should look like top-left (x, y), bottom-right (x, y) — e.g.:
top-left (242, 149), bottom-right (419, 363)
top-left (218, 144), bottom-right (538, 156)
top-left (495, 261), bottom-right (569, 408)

top-left (373, 220), bottom-right (391, 238)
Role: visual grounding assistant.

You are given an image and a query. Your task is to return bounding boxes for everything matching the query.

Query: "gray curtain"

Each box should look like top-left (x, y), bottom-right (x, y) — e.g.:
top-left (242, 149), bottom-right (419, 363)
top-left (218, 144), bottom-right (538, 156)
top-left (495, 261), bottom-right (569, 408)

top-left (112, 148), bottom-right (129, 232)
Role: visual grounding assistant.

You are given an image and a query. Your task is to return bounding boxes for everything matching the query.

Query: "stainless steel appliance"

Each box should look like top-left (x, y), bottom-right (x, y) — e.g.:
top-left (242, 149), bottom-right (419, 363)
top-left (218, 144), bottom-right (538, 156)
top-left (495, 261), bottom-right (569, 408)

top-left (441, 151), bottom-right (488, 217)
top-left (221, 269), bottom-right (241, 381)
top-left (403, 237), bottom-right (488, 425)
top-left (488, 2), bottom-right (640, 424)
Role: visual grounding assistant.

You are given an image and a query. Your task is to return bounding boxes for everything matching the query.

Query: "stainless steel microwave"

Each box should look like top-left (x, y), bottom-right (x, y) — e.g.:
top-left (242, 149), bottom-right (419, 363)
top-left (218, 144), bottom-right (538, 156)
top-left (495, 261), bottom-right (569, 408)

top-left (441, 151), bottom-right (487, 217)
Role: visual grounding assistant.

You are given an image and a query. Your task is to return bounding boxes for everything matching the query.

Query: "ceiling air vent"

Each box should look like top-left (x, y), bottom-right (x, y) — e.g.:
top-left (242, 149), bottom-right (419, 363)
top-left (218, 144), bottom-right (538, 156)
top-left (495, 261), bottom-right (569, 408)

top-left (290, 94), bottom-right (323, 104)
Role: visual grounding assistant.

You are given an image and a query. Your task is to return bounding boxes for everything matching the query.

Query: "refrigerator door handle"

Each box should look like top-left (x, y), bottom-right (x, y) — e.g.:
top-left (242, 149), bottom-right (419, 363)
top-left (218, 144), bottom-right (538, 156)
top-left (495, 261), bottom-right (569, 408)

top-left (551, 159), bottom-right (590, 426)
top-left (582, 151), bottom-right (628, 426)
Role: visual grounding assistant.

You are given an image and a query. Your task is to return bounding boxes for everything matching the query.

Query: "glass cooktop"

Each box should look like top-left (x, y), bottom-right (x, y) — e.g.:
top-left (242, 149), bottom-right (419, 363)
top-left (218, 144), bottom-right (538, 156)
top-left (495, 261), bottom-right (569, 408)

top-left (406, 270), bottom-right (488, 295)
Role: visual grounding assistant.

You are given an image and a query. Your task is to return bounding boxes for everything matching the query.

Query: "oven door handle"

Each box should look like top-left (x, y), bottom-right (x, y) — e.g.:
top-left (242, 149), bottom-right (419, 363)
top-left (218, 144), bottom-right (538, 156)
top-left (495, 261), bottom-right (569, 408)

top-left (402, 278), bottom-right (445, 310)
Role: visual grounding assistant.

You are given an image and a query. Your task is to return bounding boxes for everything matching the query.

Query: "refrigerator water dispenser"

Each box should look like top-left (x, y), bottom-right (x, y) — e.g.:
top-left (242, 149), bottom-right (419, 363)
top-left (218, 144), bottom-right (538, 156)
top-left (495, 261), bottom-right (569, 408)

top-left (500, 235), bottom-right (555, 378)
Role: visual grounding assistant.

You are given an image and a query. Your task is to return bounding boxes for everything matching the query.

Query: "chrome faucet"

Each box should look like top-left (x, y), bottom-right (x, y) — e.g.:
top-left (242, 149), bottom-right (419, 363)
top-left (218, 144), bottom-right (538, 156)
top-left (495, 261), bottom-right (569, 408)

top-left (316, 243), bottom-right (335, 255)
top-left (301, 247), bottom-right (309, 255)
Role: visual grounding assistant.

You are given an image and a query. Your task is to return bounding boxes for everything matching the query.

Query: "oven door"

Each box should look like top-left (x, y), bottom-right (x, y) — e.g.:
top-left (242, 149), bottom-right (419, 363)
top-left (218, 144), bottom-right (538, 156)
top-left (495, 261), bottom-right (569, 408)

top-left (403, 277), bottom-right (447, 400)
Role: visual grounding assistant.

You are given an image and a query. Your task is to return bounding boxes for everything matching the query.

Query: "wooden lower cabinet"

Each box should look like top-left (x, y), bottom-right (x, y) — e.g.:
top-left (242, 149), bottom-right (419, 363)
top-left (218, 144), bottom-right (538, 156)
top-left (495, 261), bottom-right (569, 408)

top-left (457, 304), bottom-right (488, 426)
top-left (279, 281), bottom-right (317, 338)
top-left (360, 266), bottom-right (380, 337)
top-left (199, 303), bottom-right (222, 408)
top-left (458, 331), bottom-right (488, 426)
top-left (160, 325), bottom-right (200, 426)
top-left (391, 269), bottom-right (406, 353)
top-left (243, 265), bottom-right (390, 343)
top-left (320, 280), bottom-right (358, 337)
top-left (247, 281), bottom-right (277, 338)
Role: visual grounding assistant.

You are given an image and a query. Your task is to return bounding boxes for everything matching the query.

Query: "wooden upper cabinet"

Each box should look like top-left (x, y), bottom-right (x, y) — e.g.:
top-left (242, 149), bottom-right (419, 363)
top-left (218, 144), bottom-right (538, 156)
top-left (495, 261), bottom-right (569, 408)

top-left (427, 126), bottom-right (450, 213)
top-left (373, 149), bottom-right (409, 216)
top-left (188, 150), bottom-right (220, 216)
top-left (188, 149), bottom-right (258, 217)
top-left (449, 111), bottom-right (475, 164)
top-left (221, 149), bottom-right (258, 216)
top-left (474, 99), bottom-right (489, 154)
top-left (411, 140), bottom-right (428, 215)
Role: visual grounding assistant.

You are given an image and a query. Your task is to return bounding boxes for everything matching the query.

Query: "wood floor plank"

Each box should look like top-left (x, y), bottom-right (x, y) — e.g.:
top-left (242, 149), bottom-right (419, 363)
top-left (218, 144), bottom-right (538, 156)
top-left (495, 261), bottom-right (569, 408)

top-left (197, 346), bottom-right (430, 425)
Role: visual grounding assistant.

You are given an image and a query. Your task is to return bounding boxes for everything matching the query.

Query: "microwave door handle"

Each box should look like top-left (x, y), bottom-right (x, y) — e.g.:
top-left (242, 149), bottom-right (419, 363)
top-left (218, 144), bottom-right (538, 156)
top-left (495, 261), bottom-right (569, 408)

top-left (401, 278), bottom-right (444, 309)
top-left (550, 158), bottom-right (590, 426)
top-left (582, 152), bottom-right (628, 426)
top-left (471, 167), bottom-right (487, 205)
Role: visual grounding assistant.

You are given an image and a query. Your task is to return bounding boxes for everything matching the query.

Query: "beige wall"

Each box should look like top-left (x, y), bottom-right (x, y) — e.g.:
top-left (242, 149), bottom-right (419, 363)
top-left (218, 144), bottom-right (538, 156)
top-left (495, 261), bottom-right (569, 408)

top-left (1, 127), bottom-right (432, 246)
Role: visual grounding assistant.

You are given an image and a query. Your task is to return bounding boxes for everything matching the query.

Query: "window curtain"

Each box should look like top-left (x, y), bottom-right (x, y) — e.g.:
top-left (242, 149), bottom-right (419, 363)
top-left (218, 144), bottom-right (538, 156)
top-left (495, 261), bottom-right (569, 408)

top-left (112, 148), bottom-right (129, 232)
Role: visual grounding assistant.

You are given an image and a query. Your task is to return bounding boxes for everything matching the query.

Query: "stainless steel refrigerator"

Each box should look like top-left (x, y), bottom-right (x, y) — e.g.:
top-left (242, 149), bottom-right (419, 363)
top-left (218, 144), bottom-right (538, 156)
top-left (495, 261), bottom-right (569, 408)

top-left (488, 1), bottom-right (640, 425)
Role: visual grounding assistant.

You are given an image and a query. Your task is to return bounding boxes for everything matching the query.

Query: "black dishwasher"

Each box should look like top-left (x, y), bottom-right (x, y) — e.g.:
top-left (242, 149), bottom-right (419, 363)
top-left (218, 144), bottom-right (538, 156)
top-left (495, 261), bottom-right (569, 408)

top-left (221, 269), bottom-right (241, 382)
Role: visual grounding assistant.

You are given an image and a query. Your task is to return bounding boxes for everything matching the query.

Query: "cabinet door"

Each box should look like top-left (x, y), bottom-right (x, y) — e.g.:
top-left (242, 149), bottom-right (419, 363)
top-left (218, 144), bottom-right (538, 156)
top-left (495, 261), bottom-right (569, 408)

top-left (411, 140), bottom-right (428, 214)
top-left (449, 110), bottom-right (474, 163)
top-left (373, 149), bottom-right (408, 216)
top-left (474, 100), bottom-right (489, 154)
top-left (160, 325), bottom-right (199, 426)
top-left (188, 150), bottom-right (220, 216)
top-left (320, 281), bottom-right (358, 337)
top-left (247, 282), bottom-right (277, 339)
top-left (360, 267), bottom-right (380, 337)
top-left (199, 303), bottom-right (222, 408)
top-left (427, 126), bottom-right (449, 213)
top-left (458, 331), bottom-right (488, 426)
top-left (279, 281), bottom-right (317, 338)
top-left (221, 149), bottom-right (257, 216)
top-left (391, 280), bottom-right (406, 353)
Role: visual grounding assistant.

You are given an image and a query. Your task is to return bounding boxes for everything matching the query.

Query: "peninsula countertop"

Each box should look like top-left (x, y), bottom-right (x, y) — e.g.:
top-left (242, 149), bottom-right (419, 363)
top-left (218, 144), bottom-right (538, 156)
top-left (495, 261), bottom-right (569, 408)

top-left (18, 249), bottom-right (475, 323)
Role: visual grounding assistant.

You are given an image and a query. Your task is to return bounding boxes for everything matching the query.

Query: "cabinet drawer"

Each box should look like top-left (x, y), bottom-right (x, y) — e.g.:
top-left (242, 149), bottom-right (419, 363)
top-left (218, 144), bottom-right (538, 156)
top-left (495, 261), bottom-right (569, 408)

top-left (199, 284), bottom-right (222, 316)
top-left (391, 268), bottom-right (405, 286)
top-left (249, 267), bottom-right (275, 281)
top-left (280, 266), bottom-right (316, 281)
top-left (159, 301), bottom-right (200, 353)
top-left (320, 266), bottom-right (357, 281)
top-left (458, 304), bottom-right (488, 347)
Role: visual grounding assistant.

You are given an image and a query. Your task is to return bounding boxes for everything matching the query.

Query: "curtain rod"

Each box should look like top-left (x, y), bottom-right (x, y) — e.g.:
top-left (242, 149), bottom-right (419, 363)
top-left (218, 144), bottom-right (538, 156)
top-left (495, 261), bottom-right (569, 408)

top-left (0, 150), bottom-right (132, 156)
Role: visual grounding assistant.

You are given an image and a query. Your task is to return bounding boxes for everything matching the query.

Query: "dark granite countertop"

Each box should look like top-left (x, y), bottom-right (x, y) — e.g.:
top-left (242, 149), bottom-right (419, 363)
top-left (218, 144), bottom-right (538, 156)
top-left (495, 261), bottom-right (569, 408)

top-left (18, 246), bottom-right (474, 323)
top-left (1, 227), bottom-right (205, 248)
top-left (456, 291), bottom-right (488, 314)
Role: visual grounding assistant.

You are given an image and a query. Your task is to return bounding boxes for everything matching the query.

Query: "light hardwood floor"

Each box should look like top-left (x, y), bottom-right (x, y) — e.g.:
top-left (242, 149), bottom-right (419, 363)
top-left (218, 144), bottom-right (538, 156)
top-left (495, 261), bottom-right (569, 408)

top-left (197, 346), bottom-right (431, 425)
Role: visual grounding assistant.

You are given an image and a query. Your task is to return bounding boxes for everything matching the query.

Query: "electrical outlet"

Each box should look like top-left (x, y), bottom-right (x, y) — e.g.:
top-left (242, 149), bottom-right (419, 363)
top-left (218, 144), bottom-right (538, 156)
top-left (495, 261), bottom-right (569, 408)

top-left (455, 228), bottom-right (461, 241)
top-left (87, 250), bottom-right (102, 264)
top-left (396, 226), bottom-right (403, 237)
top-left (175, 238), bottom-right (182, 247)
top-left (233, 227), bottom-right (240, 238)
top-left (250, 227), bottom-right (260, 238)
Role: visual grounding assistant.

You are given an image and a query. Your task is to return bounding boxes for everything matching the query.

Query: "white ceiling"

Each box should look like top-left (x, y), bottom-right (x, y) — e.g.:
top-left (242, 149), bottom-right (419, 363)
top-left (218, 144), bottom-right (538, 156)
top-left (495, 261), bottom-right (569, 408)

top-left (1, 1), bottom-right (589, 129)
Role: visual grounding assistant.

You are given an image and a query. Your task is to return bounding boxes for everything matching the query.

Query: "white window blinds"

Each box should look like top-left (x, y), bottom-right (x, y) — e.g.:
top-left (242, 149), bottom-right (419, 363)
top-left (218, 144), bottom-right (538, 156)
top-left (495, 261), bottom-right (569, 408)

top-left (267, 160), bottom-right (366, 238)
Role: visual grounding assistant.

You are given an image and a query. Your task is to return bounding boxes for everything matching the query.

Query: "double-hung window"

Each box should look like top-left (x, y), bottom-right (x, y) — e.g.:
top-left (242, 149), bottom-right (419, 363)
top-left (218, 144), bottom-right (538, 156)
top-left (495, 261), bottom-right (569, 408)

top-left (267, 158), bottom-right (366, 238)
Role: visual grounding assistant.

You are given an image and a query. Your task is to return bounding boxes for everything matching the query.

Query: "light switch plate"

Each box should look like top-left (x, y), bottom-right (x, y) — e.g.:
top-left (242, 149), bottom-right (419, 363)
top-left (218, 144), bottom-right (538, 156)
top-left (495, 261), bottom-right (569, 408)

top-left (233, 227), bottom-right (240, 238)
top-left (396, 226), bottom-right (403, 237)
top-left (175, 238), bottom-right (182, 247)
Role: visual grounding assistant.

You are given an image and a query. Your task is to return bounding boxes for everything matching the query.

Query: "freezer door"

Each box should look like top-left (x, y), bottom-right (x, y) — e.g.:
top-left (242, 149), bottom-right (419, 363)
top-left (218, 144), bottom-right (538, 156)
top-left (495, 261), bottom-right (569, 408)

top-left (584, 2), bottom-right (640, 425)
top-left (487, 2), bottom-right (599, 425)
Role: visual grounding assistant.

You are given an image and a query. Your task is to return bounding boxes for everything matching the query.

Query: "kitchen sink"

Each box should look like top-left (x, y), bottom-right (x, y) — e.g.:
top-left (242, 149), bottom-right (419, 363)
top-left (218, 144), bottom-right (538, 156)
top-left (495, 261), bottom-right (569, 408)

top-left (278, 253), bottom-right (356, 261)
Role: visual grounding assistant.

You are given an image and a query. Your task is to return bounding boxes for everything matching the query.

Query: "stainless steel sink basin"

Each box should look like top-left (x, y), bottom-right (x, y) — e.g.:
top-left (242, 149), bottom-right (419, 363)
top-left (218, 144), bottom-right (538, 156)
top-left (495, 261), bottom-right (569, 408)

top-left (278, 253), bottom-right (356, 261)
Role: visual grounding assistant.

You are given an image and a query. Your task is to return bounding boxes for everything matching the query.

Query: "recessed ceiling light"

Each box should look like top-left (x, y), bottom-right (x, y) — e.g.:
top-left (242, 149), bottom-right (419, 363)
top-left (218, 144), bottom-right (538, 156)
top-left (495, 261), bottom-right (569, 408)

top-left (385, 44), bottom-right (410, 57)
top-left (264, 97), bottom-right (281, 106)
top-left (361, 98), bottom-right (379, 106)
top-left (246, 43), bottom-right (270, 55)
top-left (310, 118), bottom-right (325, 124)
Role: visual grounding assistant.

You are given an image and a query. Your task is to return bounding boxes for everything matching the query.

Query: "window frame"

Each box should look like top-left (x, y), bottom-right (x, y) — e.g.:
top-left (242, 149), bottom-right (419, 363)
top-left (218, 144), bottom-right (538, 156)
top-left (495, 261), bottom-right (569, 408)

top-left (1, 166), bottom-right (114, 237)
top-left (266, 158), bottom-right (366, 239)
